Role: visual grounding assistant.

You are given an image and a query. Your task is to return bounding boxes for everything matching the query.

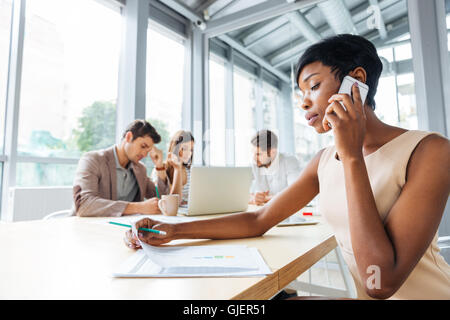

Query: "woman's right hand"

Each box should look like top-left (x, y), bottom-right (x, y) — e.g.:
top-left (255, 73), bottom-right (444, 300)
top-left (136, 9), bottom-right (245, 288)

top-left (149, 146), bottom-right (164, 168)
top-left (124, 218), bottom-right (176, 247)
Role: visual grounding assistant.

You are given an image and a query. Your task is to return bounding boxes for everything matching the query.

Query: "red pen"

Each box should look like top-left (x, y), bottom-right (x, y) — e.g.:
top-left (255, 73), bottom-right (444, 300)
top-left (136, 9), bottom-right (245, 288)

top-left (302, 211), bottom-right (320, 216)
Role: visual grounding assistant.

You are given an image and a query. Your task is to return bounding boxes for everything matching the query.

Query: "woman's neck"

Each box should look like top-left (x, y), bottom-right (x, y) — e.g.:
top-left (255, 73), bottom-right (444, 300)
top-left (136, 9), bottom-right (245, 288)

top-left (362, 107), bottom-right (407, 154)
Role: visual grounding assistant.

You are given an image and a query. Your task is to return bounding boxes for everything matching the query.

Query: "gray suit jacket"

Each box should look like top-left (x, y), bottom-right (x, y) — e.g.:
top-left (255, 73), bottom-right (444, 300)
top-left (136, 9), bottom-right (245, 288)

top-left (72, 146), bottom-right (169, 217)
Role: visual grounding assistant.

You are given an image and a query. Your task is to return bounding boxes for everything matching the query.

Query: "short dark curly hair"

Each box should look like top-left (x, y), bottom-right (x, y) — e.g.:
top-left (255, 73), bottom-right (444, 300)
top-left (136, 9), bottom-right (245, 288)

top-left (295, 34), bottom-right (383, 110)
top-left (122, 119), bottom-right (161, 144)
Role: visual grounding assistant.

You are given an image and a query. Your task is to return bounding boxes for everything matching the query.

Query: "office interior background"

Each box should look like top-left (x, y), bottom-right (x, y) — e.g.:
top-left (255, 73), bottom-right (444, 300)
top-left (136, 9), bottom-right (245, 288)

top-left (0, 0), bottom-right (449, 261)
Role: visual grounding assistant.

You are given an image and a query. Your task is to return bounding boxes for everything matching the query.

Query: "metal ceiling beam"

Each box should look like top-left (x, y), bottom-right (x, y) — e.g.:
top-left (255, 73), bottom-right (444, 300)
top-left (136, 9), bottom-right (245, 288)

top-left (95, 0), bottom-right (125, 10)
top-left (218, 34), bottom-right (291, 83)
top-left (149, 0), bottom-right (188, 24)
top-left (240, 16), bottom-right (288, 46)
top-left (204, 0), bottom-right (325, 38)
top-left (268, 0), bottom-right (401, 69)
top-left (272, 39), bottom-right (311, 68)
top-left (275, 25), bottom-right (411, 72)
top-left (158, 0), bottom-right (292, 82)
top-left (286, 11), bottom-right (322, 43)
top-left (239, 5), bottom-right (324, 51)
top-left (245, 22), bottom-right (289, 49)
top-left (210, 0), bottom-right (238, 19)
top-left (267, 20), bottom-right (332, 66)
top-left (317, 0), bottom-right (357, 35)
top-left (195, 0), bottom-right (221, 13)
top-left (158, 0), bottom-right (205, 23)
top-left (238, 4), bottom-right (316, 45)
top-left (277, 14), bottom-right (410, 74)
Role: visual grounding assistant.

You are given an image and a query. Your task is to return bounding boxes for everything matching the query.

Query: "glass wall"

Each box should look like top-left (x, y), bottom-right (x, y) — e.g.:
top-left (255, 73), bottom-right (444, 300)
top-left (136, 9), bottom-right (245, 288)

top-left (16, 0), bottom-right (121, 186)
top-left (292, 90), bottom-right (333, 169)
top-left (146, 24), bottom-right (185, 157)
top-left (18, 0), bottom-right (121, 159)
top-left (376, 37), bottom-right (418, 130)
top-left (0, 0), bottom-right (12, 154)
top-left (448, 13), bottom-right (450, 51)
top-left (209, 55), bottom-right (227, 166)
top-left (233, 67), bottom-right (257, 167)
top-left (0, 0), bottom-right (11, 208)
top-left (208, 51), bottom-right (284, 167)
top-left (262, 82), bottom-right (279, 131)
top-left (16, 162), bottom-right (77, 187)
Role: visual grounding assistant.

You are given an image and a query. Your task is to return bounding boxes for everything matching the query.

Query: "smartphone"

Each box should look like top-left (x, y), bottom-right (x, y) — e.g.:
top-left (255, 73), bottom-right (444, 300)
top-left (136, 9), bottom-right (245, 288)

top-left (326, 76), bottom-right (369, 129)
top-left (338, 75), bottom-right (369, 109)
top-left (173, 143), bottom-right (182, 159)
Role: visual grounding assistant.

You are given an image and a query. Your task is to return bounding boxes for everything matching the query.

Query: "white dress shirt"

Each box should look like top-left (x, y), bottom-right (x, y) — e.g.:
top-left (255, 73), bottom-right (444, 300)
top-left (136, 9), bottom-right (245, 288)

top-left (250, 153), bottom-right (301, 195)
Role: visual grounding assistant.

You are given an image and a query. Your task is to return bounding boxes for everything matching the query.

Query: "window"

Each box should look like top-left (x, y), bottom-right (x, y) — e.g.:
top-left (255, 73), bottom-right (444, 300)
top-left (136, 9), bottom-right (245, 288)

top-left (0, 0), bottom-right (12, 154)
top-left (393, 42), bottom-right (412, 62)
top-left (375, 40), bottom-right (418, 130)
top-left (16, 162), bottom-right (77, 187)
top-left (0, 0), bottom-right (12, 206)
top-left (209, 55), bottom-right (226, 166)
top-left (374, 74), bottom-right (399, 126)
top-left (447, 14), bottom-right (450, 54)
top-left (18, 0), bottom-right (121, 160)
top-left (14, 0), bottom-right (121, 187)
top-left (233, 67), bottom-right (257, 167)
top-left (292, 91), bottom-right (333, 169)
top-left (396, 73), bottom-right (418, 129)
top-left (262, 82), bottom-right (279, 131)
top-left (146, 24), bottom-right (185, 156)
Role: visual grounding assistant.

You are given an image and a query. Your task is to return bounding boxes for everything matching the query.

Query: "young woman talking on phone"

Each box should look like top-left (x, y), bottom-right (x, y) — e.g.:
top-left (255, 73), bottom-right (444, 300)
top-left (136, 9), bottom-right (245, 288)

top-left (126, 35), bottom-right (450, 299)
top-left (151, 130), bottom-right (195, 205)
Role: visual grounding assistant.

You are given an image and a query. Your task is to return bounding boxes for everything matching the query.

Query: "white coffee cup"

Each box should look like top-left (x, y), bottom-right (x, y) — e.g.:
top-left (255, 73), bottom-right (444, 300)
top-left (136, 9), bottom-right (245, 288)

top-left (158, 194), bottom-right (180, 216)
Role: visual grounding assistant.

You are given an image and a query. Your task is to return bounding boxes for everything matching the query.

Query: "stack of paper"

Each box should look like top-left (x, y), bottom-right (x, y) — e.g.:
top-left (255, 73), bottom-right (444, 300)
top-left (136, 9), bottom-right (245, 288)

top-left (110, 214), bottom-right (199, 225)
top-left (113, 243), bottom-right (272, 278)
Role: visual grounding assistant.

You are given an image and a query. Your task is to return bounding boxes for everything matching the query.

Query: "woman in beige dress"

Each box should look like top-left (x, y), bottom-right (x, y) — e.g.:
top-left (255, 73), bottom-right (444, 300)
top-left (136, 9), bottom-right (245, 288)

top-left (125, 34), bottom-right (450, 299)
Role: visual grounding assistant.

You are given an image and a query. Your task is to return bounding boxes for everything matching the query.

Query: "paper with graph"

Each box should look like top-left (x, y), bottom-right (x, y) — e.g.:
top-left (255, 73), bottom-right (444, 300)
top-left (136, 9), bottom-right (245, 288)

top-left (113, 244), bottom-right (272, 278)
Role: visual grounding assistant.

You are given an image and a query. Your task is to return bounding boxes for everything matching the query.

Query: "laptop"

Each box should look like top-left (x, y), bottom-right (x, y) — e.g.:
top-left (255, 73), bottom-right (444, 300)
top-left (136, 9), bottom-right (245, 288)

top-left (178, 167), bottom-right (253, 216)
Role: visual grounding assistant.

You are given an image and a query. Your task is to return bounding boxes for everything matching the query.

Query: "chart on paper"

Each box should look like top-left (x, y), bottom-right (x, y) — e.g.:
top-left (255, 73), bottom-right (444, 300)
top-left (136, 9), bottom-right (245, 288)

top-left (113, 244), bottom-right (272, 278)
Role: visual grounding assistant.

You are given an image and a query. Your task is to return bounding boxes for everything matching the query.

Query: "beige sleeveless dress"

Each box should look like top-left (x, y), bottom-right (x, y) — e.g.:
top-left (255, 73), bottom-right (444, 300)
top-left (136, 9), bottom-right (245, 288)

top-left (317, 130), bottom-right (450, 299)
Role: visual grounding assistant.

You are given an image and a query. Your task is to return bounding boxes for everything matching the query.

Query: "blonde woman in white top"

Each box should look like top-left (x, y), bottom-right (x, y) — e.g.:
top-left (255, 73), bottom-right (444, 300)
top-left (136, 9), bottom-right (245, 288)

top-left (126, 35), bottom-right (450, 299)
top-left (151, 130), bottom-right (194, 205)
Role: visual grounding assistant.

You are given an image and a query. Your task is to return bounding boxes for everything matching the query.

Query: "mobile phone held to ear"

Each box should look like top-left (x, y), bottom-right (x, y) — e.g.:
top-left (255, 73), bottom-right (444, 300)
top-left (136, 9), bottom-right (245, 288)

top-left (338, 75), bottom-right (369, 109)
top-left (326, 76), bottom-right (369, 130)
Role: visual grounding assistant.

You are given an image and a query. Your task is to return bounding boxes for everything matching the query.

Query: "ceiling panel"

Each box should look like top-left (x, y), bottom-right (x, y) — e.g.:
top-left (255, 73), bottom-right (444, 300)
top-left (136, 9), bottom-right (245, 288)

top-left (160, 0), bottom-right (439, 81)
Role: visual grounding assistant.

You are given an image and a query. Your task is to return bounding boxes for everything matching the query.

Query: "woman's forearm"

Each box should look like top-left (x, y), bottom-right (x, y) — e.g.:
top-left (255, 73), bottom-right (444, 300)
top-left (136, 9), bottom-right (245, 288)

top-left (343, 157), bottom-right (396, 284)
top-left (170, 167), bottom-right (183, 197)
top-left (173, 211), bottom-right (264, 240)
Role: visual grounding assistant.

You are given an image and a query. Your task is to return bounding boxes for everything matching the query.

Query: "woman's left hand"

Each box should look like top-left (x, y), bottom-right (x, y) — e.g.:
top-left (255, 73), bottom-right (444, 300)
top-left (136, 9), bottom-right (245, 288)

top-left (167, 152), bottom-right (183, 171)
top-left (323, 82), bottom-right (366, 161)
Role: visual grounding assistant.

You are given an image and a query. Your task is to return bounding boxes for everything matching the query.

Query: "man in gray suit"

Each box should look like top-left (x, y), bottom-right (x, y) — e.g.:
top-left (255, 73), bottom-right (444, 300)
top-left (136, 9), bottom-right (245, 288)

top-left (72, 120), bottom-right (182, 217)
